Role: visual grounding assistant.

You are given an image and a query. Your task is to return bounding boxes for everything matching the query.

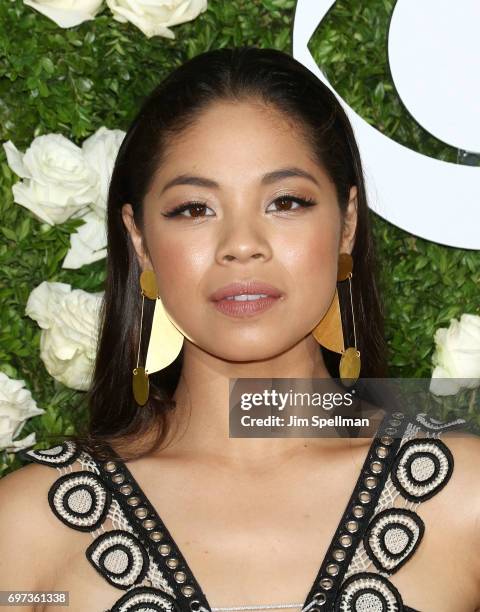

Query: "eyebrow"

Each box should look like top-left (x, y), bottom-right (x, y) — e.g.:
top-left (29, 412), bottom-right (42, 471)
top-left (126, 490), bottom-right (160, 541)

top-left (159, 166), bottom-right (320, 194)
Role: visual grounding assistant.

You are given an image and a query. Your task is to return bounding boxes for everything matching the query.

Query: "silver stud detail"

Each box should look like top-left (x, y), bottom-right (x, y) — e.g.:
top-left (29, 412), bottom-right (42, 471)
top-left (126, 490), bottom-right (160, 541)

top-left (376, 446), bottom-right (389, 458)
top-left (359, 490), bottom-right (371, 504)
top-left (392, 412), bottom-right (405, 419)
top-left (326, 563), bottom-right (339, 576)
top-left (389, 419), bottom-right (401, 427)
top-left (159, 544), bottom-right (171, 556)
top-left (370, 461), bottom-right (383, 474)
top-left (150, 531), bottom-right (163, 542)
top-left (385, 427), bottom-right (397, 435)
top-left (127, 496), bottom-right (140, 507)
top-left (120, 484), bottom-right (133, 495)
top-left (182, 585), bottom-right (195, 597)
top-left (135, 507), bottom-right (148, 519)
top-left (167, 558), bottom-right (179, 569)
top-left (314, 593), bottom-right (327, 605)
top-left (353, 505), bottom-right (364, 518)
top-left (364, 476), bottom-right (378, 489)
top-left (104, 461), bottom-right (117, 472)
top-left (319, 577), bottom-right (333, 589)
top-left (381, 435), bottom-right (394, 446)
top-left (174, 571), bottom-right (187, 583)
top-left (339, 534), bottom-right (352, 547)
top-left (143, 519), bottom-right (156, 530)
top-left (346, 520), bottom-right (358, 533)
top-left (333, 549), bottom-right (346, 561)
top-left (112, 474), bottom-right (125, 484)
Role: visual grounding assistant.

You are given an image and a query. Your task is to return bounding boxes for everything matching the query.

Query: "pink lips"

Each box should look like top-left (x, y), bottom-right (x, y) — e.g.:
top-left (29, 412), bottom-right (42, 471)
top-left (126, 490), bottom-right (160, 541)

top-left (209, 280), bottom-right (284, 318)
top-left (210, 280), bottom-right (283, 301)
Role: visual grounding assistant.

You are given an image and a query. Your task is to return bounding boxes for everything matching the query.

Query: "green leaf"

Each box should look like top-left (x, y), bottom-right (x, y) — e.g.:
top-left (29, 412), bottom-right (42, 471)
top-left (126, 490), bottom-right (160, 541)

top-left (40, 57), bottom-right (55, 75)
top-left (1, 226), bottom-right (16, 241)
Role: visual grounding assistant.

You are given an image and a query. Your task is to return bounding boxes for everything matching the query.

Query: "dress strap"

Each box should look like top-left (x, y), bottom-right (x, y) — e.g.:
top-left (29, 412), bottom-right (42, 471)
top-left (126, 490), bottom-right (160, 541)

top-left (19, 440), bottom-right (184, 612)
top-left (335, 410), bottom-right (466, 612)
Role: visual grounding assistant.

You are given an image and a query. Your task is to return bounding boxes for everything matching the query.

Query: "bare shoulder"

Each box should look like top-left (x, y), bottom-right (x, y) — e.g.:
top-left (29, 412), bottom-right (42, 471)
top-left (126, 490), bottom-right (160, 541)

top-left (0, 460), bottom-right (84, 594)
top-left (438, 428), bottom-right (480, 508)
top-left (434, 429), bottom-right (480, 580)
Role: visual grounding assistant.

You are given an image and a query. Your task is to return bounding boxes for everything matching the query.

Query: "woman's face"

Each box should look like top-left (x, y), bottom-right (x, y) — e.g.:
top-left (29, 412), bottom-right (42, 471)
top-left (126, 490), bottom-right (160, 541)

top-left (122, 99), bottom-right (357, 362)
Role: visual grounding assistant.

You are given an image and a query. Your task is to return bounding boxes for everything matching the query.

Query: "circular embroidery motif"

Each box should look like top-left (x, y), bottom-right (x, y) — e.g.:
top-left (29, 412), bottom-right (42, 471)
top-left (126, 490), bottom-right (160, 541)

top-left (415, 413), bottom-right (466, 432)
top-left (111, 586), bottom-right (179, 612)
top-left (391, 438), bottom-right (453, 502)
top-left (47, 471), bottom-right (111, 532)
top-left (86, 529), bottom-right (149, 589)
top-left (20, 440), bottom-right (80, 467)
top-left (334, 572), bottom-right (404, 611)
top-left (363, 508), bottom-right (425, 574)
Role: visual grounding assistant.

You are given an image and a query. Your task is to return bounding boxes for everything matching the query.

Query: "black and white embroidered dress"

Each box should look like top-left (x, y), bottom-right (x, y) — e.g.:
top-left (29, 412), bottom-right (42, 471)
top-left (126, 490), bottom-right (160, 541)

top-left (20, 410), bottom-right (465, 612)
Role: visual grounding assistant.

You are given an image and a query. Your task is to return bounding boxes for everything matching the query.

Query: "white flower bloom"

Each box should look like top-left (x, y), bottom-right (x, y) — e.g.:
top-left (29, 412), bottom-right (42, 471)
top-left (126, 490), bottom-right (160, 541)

top-left (82, 126), bottom-right (126, 218)
top-left (3, 135), bottom-right (99, 225)
top-left (0, 372), bottom-right (45, 453)
top-left (62, 209), bottom-right (107, 269)
top-left (62, 127), bottom-right (125, 268)
top-left (23, 0), bottom-right (103, 28)
top-left (430, 313), bottom-right (480, 396)
top-left (106, 0), bottom-right (207, 39)
top-left (25, 281), bottom-right (104, 391)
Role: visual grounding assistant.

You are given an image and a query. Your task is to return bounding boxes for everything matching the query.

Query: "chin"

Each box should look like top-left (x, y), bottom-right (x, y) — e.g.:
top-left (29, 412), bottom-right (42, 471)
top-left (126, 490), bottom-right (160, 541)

top-left (204, 342), bottom-right (283, 364)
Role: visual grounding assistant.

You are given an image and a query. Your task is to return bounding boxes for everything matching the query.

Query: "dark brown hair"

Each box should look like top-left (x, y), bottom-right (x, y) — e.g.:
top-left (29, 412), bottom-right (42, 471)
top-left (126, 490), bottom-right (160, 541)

top-left (64, 46), bottom-right (388, 461)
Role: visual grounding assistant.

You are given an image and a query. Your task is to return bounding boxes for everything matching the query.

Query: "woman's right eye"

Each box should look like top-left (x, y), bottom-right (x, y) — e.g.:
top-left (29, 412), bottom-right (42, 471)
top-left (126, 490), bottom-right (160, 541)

top-left (162, 202), bottom-right (214, 218)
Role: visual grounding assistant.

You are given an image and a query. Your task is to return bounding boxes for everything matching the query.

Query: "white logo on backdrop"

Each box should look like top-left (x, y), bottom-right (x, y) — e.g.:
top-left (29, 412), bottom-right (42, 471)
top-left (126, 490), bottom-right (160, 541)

top-left (293, 0), bottom-right (480, 250)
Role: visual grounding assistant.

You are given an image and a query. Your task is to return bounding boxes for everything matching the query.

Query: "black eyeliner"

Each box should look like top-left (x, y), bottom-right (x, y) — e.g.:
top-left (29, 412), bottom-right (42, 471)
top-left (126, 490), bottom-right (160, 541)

top-left (161, 201), bottom-right (207, 218)
top-left (273, 194), bottom-right (317, 209)
top-left (161, 194), bottom-right (317, 219)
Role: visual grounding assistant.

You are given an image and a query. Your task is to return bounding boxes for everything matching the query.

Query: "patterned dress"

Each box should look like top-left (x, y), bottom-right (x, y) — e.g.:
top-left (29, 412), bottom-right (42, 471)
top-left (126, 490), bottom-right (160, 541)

top-left (20, 409), bottom-right (466, 612)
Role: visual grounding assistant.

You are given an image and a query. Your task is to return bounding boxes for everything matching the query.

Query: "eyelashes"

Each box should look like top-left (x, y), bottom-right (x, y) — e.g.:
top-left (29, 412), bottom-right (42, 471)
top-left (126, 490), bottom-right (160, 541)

top-left (161, 194), bottom-right (318, 219)
top-left (162, 201), bottom-right (212, 219)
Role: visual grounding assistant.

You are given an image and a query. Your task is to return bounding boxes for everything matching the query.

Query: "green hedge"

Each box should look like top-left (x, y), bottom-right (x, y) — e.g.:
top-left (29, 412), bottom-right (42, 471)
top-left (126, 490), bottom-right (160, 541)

top-left (0, 0), bottom-right (478, 475)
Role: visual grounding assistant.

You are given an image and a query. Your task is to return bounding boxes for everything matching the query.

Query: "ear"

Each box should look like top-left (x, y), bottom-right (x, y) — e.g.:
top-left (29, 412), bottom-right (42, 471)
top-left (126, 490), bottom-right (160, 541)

top-left (339, 185), bottom-right (358, 254)
top-left (121, 203), bottom-right (152, 271)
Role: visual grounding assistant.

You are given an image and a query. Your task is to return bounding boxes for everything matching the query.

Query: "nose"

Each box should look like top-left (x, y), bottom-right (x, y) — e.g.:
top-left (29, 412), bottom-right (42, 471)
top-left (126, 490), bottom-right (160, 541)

top-left (215, 216), bottom-right (272, 265)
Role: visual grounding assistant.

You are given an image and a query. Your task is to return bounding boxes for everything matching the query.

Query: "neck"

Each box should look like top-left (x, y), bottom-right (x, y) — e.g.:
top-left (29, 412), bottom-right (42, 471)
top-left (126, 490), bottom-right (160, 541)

top-left (160, 335), bottom-right (358, 466)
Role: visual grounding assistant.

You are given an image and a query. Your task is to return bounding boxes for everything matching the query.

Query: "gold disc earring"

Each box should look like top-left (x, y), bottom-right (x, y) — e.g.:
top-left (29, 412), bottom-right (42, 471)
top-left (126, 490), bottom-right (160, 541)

top-left (132, 270), bottom-right (184, 406)
top-left (312, 253), bottom-right (361, 386)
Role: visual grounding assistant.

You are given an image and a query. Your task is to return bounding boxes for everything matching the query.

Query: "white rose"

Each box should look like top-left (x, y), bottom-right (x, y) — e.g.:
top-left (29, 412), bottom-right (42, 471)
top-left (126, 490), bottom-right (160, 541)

top-left (430, 313), bottom-right (480, 396)
top-left (62, 209), bottom-right (107, 269)
top-left (0, 372), bottom-right (45, 453)
top-left (3, 134), bottom-right (99, 225)
top-left (25, 281), bottom-right (103, 391)
top-left (106, 0), bottom-right (208, 39)
top-left (82, 126), bottom-right (126, 218)
top-left (23, 0), bottom-right (103, 28)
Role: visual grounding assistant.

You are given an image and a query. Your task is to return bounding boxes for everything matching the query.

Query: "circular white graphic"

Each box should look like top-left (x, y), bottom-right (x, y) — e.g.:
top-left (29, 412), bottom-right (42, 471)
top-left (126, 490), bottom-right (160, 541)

top-left (389, 0), bottom-right (480, 152)
top-left (293, 0), bottom-right (480, 249)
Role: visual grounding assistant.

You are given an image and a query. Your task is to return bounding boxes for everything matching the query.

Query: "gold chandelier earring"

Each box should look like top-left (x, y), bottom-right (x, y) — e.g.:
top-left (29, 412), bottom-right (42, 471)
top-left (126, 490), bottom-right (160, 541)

top-left (312, 252), bottom-right (361, 387)
top-left (132, 269), bottom-right (184, 406)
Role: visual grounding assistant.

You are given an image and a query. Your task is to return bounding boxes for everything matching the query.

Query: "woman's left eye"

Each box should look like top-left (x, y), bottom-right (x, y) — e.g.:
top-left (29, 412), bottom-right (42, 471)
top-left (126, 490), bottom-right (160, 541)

top-left (162, 195), bottom-right (317, 220)
top-left (266, 195), bottom-right (317, 213)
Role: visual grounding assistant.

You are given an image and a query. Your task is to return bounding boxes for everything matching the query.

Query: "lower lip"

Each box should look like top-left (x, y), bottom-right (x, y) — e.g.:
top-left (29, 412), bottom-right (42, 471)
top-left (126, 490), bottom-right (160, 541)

top-left (211, 296), bottom-right (282, 317)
